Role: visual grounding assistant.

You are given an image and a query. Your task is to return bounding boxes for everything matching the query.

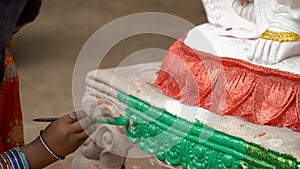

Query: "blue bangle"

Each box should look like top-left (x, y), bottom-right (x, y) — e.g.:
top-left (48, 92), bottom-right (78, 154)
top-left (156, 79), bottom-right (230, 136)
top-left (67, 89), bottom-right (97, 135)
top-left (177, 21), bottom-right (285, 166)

top-left (5, 150), bottom-right (20, 169)
top-left (11, 148), bottom-right (25, 169)
top-left (17, 148), bottom-right (30, 169)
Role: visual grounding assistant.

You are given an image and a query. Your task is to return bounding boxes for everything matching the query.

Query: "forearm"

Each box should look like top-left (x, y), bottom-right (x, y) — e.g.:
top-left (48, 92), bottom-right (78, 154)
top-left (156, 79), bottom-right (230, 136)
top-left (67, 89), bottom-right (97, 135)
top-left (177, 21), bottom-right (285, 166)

top-left (0, 137), bottom-right (58, 169)
top-left (20, 137), bottom-right (58, 169)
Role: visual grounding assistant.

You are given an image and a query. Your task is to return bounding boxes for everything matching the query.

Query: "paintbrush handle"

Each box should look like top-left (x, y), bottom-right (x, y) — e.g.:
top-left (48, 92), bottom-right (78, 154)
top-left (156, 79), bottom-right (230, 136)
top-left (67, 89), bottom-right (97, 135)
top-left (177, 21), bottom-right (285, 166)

top-left (33, 117), bottom-right (129, 126)
top-left (33, 118), bottom-right (58, 122)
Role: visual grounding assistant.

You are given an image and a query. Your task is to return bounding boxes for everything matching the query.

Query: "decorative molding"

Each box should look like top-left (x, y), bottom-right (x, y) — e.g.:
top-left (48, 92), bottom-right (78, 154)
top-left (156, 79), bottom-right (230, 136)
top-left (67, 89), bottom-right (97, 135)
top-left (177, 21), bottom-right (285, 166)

top-left (117, 91), bottom-right (300, 169)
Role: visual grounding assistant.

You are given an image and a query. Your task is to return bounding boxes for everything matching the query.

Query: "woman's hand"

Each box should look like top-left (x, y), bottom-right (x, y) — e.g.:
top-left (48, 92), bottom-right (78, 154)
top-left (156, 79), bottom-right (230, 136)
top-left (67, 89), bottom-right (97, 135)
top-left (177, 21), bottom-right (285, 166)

top-left (21, 110), bottom-right (96, 169)
top-left (42, 110), bottom-right (96, 157)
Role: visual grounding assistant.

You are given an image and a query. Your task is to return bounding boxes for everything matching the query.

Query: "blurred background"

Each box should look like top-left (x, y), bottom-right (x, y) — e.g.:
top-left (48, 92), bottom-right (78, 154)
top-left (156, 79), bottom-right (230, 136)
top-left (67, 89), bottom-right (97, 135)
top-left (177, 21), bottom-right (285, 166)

top-left (10, 0), bottom-right (207, 168)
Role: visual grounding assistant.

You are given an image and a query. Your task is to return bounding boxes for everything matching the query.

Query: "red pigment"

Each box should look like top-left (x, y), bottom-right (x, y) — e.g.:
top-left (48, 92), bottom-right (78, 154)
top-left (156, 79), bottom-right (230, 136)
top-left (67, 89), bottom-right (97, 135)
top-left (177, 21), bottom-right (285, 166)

top-left (155, 39), bottom-right (300, 132)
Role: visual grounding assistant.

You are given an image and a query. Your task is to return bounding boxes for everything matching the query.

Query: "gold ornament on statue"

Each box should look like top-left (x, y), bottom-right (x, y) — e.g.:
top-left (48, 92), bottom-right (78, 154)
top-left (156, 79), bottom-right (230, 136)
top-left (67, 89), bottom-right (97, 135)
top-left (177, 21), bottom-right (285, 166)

top-left (260, 30), bottom-right (300, 43)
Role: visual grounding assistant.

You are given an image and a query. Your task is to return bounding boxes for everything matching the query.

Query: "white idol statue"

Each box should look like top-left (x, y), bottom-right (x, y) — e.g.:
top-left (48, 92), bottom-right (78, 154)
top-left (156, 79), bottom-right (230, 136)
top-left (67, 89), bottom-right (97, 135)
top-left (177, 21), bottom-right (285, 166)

top-left (201, 0), bottom-right (300, 64)
top-left (235, 0), bottom-right (300, 64)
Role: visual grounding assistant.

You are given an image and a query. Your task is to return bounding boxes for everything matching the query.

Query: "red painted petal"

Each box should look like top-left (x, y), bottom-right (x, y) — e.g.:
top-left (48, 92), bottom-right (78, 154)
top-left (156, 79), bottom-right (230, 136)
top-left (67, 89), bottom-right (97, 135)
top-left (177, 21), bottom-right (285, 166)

top-left (254, 77), bottom-right (295, 124)
top-left (223, 68), bottom-right (256, 114)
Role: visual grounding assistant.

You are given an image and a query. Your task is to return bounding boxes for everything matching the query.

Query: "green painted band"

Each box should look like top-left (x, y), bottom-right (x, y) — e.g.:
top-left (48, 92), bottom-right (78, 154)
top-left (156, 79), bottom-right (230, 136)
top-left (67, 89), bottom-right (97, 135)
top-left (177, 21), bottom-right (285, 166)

top-left (125, 106), bottom-right (284, 169)
top-left (117, 91), bottom-right (299, 168)
top-left (118, 92), bottom-right (247, 152)
top-left (126, 106), bottom-right (247, 159)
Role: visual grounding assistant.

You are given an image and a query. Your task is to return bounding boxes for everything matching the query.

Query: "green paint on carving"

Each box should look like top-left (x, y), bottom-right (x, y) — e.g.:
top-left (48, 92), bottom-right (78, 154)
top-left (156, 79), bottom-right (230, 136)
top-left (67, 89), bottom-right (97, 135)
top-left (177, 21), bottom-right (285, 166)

top-left (245, 143), bottom-right (299, 169)
top-left (118, 92), bottom-right (246, 153)
top-left (117, 91), bottom-right (299, 169)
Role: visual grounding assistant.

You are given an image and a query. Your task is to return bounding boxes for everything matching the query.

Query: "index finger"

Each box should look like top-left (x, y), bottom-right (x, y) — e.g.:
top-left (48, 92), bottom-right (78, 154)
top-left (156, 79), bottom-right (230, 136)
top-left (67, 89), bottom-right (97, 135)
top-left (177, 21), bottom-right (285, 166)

top-left (72, 116), bottom-right (96, 133)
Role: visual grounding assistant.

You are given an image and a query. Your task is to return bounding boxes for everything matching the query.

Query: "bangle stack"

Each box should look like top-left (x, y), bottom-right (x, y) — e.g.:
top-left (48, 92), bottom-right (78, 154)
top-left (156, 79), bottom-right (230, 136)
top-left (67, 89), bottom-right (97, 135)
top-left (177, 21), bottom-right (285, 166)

top-left (0, 147), bottom-right (30, 169)
top-left (39, 130), bottom-right (65, 160)
top-left (0, 130), bottom-right (65, 169)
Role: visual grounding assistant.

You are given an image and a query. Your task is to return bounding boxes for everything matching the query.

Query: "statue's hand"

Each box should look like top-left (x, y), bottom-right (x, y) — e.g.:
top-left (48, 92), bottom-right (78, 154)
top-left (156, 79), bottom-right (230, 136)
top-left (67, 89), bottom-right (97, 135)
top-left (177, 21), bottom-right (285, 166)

top-left (248, 30), bottom-right (300, 64)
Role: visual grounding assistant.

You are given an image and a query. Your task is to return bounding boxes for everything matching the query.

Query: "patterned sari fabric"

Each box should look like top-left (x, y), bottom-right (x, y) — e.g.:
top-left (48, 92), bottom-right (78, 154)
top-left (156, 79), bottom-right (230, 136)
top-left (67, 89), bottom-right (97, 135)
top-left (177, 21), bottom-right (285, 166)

top-left (0, 51), bottom-right (24, 153)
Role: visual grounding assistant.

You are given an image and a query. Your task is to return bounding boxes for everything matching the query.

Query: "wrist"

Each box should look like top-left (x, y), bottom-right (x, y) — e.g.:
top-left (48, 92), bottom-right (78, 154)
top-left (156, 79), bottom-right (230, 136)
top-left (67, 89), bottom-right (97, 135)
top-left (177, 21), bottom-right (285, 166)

top-left (21, 136), bottom-right (57, 169)
top-left (39, 130), bottom-right (65, 160)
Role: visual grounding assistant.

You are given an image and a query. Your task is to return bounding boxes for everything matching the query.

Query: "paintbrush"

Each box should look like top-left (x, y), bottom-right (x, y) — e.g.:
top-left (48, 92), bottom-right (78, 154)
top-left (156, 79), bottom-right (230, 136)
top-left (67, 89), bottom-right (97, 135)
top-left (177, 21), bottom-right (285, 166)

top-left (33, 117), bottom-right (128, 126)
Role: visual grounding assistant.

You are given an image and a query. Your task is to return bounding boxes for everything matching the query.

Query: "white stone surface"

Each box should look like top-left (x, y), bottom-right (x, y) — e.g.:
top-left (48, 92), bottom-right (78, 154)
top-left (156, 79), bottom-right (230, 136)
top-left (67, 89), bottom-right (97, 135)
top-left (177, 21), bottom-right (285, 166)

top-left (184, 23), bottom-right (300, 74)
top-left (83, 63), bottom-right (300, 160)
top-left (200, 0), bottom-right (300, 65)
top-left (76, 2), bottom-right (300, 167)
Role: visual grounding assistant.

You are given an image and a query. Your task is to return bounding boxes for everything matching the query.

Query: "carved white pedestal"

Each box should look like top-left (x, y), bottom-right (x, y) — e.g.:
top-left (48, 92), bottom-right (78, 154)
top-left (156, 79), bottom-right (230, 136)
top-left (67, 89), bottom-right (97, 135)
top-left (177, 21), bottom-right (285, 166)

top-left (71, 97), bottom-right (132, 169)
